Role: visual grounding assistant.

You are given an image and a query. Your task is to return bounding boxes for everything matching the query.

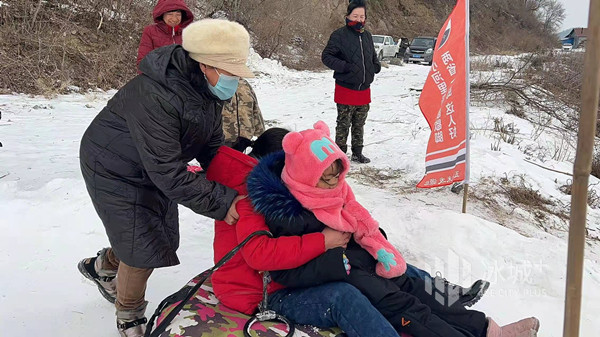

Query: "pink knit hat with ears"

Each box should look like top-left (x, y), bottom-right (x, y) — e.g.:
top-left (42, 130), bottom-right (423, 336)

top-left (281, 121), bottom-right (351, 188)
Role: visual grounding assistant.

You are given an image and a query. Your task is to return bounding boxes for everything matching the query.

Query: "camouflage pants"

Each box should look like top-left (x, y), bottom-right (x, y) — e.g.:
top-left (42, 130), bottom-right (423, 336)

top-left (335, 103), bottom-right (370, 152)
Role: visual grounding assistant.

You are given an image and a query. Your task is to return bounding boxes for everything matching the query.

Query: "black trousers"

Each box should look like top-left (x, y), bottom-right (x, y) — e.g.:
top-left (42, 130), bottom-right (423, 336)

top-left (344, 244), bottom-right (487, 337)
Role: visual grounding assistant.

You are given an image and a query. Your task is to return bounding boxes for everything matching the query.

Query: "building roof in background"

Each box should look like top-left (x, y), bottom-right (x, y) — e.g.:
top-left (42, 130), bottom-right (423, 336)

top-left (573, 28), bottom-right (588, 38)
top-left (560, 28), bottom-right (588, 42)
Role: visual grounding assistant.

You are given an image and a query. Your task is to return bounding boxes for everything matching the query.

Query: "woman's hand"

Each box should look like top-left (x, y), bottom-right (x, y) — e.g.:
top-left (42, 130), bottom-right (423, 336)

top-left (224, 195), bottom-right (247, 225)
top-left (322, 228), bottom-right (351, 250)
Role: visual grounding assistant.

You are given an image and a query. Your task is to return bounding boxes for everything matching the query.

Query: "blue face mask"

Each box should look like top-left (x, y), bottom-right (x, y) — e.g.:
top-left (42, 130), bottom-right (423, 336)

top-left (207, 69), bottom-right (239, 100)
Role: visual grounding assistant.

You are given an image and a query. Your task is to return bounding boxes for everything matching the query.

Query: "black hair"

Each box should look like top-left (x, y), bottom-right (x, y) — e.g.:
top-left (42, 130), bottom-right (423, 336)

top-left (248, 127), bottom-right (290, 159)
top-left (346, 0), bottom-right (367, 17)
top-left (331, 159), bottom-right (344, 175)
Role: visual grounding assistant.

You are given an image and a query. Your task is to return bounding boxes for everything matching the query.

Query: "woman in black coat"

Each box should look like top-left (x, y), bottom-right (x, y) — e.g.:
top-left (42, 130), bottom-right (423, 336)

top-left (77, 19), bottom-right (254, 337)
top-left (322, 0), bottom-right (381, 164)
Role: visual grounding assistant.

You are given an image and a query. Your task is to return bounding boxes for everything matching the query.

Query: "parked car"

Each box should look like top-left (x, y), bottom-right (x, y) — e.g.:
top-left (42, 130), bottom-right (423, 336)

top-left (562, 43), bottom-right (573, 51)
top-left (403, 36), bottom-right (437, 65)
top-left (373, 35), bottom-right (399, 60)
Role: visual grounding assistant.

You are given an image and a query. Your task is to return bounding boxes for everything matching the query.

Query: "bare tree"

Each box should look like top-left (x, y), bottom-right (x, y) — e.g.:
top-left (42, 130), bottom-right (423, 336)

top-left (538, 0), bottom-right (566, 34)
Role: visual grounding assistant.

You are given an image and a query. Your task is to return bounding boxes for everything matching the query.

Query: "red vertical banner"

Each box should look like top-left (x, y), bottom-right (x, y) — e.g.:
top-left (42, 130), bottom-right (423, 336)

top-left (417, 0), bottom-right (469, 189)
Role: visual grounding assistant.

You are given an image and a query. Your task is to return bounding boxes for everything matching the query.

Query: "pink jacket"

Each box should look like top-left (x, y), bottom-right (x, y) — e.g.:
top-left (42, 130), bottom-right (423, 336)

top-left (136, 0), bottom-right (194, 67)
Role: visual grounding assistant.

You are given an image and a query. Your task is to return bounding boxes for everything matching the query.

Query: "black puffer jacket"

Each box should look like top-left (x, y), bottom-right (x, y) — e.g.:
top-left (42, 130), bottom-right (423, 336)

top-left (247, 151), bottom-right (393, 301)
top-left (79, 45), bottom-right (237, 269)
top-left (322, 25), bottom-right (381, 91)
top-left (247, 153), bottom-right (488, 337)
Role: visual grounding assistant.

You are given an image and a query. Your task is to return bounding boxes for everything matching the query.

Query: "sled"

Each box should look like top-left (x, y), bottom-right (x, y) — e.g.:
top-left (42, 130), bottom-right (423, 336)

top-left (152, 271), bottom-right (345, 337)
top-left (146, 231), bottom-right (411, 337)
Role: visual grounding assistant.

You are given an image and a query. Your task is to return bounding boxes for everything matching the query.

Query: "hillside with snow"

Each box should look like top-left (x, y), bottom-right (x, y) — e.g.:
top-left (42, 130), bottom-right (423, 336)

top-left (1, 55), bottom-right (599, 336)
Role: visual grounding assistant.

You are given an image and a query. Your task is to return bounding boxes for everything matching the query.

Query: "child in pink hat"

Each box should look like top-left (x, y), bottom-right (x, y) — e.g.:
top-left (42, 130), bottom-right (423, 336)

top-left (281, 120), bottom-right (406, 278)
top-left (268, 121), bottom-right (540, 337)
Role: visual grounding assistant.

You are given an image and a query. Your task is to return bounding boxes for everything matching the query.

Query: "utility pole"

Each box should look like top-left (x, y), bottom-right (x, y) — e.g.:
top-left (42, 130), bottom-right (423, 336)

top-left (563, 0), bottom-right (600, 335)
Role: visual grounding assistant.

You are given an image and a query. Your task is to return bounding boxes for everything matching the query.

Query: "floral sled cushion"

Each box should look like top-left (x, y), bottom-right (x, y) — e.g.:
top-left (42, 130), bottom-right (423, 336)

top-left (155, 272), bottom-right (345, 337)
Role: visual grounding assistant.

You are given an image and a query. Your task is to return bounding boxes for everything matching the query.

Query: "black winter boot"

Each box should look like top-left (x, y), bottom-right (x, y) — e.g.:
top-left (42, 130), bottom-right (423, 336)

top-left (337, 144), bottom-right (348, 154)
top-left (459, 279), bottom-right (491, 307)
top-left (432, 275), bottom-right (490, 307)
top-left (351, 146), bottom-right (370, 163)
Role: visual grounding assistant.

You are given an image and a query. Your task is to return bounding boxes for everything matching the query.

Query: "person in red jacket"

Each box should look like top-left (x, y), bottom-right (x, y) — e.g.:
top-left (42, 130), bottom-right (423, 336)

top-left (136, 0), bottom-right (194, 67)
top-left (206, 128), bottom-right (402, 337)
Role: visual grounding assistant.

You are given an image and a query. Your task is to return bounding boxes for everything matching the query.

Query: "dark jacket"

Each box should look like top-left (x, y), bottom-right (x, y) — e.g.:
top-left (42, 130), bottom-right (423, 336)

top-left (80, 45), bottom-right (237, 269)
top-left (137, 0), bottom-right (194, 66)
top-left (247, 152), bottom-right (389, 295)
top-left (321, 26), bottom-right (381, 91)
top-left (247, 152), bottom-right (490, 337)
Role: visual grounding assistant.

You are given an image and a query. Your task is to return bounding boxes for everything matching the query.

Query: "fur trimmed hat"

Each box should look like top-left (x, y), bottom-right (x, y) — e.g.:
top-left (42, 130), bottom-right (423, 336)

top-left (182, 19), bottom-right (254, 78)
top-left (281, 121), bottom-right (350, 188)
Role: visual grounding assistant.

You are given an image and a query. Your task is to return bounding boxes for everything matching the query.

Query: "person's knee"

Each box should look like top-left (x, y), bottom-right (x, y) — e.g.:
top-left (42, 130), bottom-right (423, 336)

top-left (325, 282), bottom-right (366, 305)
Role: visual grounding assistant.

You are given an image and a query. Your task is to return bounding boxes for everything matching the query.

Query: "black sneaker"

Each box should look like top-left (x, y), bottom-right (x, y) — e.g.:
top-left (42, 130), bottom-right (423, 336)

top-left (351, 153), bottom-right (371, 163)
top-left (459, 279), bottom-right (490, 307)
top-left (432, 275), bottom-right (490, 307)
top-left (78, 251), bottom-right (117, 303)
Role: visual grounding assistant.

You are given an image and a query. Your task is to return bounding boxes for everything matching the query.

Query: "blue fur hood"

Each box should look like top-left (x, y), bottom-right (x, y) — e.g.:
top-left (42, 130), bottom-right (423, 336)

top-left (246, 151), bottom-right (305, 221)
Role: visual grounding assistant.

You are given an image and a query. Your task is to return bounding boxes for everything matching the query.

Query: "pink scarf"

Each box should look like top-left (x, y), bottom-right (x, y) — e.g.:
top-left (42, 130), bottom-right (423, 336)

top-left (282, 170), bottom-right (407, 278)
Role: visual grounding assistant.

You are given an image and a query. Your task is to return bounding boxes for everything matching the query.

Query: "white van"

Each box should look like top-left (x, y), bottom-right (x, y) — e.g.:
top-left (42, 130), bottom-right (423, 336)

top-left (372, 35), bottom-right (399, 60)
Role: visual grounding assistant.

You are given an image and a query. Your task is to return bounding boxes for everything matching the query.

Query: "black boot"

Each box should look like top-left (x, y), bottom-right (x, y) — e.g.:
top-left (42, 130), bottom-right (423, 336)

top-left (433, 275), bottom-right (490, 307)
top-left (459, 279), bottom-right (490, 307)
top-left (351, 146), bottom-right (370, 163)
top-left (337, 144), bottom-right (348, 154)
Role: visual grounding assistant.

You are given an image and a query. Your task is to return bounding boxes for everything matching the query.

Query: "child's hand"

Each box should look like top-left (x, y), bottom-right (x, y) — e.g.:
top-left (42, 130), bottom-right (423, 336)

top-left (322, 228), bottom-right (351, 250)
top-left (375, 248), bottom-right (406, 278)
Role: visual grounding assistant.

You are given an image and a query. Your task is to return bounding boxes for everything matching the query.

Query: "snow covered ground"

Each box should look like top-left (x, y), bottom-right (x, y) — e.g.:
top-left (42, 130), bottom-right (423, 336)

top-left (1, 56), bottom-right (599, 336)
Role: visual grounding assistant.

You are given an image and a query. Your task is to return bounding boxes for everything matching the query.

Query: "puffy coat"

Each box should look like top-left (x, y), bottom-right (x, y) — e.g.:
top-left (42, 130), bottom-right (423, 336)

top-left (246, 151), bottom-right (353, 287)
top-left (247, 153), bottom-right (486, 337)
top-left (322, 25), bottom-right (381, 91)
top-left (80, 45), bottom-right (237, 269)
top-left (136, 0), bottom-right (194, 66)
top-left (247, 152), bottom-right (389, 296)
top-left (206, 147), bottom-right (326, 315)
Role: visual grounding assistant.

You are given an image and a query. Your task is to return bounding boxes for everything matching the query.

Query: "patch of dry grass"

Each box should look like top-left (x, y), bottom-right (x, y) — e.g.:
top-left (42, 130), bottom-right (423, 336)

top-left (500, 176), bottom-right (553, 208)
top-left (559, 180), bottom-right (600, 210)
top-left (348, 166), bottom-right (405, 189)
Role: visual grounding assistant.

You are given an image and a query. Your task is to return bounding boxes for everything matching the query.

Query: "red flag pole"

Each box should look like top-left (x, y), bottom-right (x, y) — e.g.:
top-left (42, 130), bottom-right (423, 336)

top-left (462, 0), bottom-right (470, 214)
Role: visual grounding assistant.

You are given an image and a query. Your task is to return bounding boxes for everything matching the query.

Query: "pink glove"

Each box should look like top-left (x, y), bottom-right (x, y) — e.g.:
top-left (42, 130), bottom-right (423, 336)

top-left (345, 200), bottom-right (406, 278)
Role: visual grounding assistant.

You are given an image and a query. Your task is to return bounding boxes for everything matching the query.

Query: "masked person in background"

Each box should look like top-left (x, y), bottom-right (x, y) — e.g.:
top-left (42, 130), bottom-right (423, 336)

top-left (322, 0), bottom-right (380, 164)
top-left (78, 19), bottom-right (253, 337)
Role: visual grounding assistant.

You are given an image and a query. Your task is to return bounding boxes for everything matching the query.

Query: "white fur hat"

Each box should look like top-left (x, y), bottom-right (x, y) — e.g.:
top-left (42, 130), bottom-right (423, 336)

top-left (182, 19), bottom-right (254, 78)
